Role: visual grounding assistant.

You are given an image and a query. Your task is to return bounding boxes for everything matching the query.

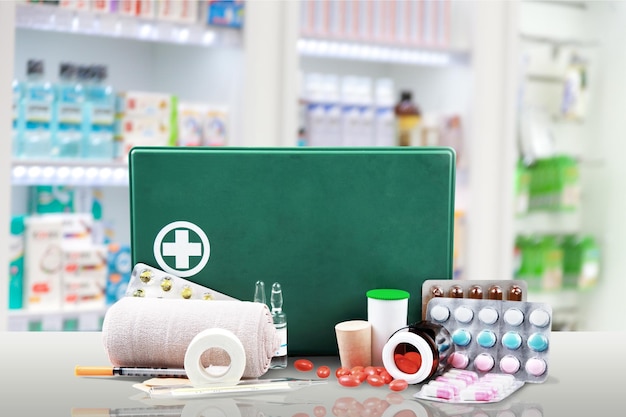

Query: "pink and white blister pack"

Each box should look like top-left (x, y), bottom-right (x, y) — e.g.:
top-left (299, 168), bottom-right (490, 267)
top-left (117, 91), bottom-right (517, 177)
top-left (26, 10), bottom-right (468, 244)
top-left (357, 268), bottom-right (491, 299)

top-left (425, 297), bottom-right (552, 384)
top-left (414, 370), bottom-right (525, 403)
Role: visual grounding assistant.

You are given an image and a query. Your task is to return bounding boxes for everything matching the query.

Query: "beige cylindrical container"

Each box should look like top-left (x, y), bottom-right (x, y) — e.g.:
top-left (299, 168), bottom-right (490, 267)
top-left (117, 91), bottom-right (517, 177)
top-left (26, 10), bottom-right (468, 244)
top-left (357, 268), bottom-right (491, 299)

top-left (334, 320), bottom-right (372, 369)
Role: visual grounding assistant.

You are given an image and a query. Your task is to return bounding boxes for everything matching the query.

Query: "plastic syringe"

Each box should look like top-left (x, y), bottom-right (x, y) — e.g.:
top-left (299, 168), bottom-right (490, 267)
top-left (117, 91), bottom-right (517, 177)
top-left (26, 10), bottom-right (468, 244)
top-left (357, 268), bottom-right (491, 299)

top-left (75, 365), bottom-right (187, 378)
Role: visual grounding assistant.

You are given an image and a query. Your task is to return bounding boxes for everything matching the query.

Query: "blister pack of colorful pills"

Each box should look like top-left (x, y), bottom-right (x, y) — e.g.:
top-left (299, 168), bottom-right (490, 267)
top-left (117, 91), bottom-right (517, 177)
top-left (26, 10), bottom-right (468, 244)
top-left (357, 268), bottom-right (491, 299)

top-left (422, 280), bottom-right (528, 319)
top-left (414, 370), bottom-right (525, 404)
top-left (425, 298), bottom-right (552, 384)
top-left (125, 263), bottom-right (238, 301)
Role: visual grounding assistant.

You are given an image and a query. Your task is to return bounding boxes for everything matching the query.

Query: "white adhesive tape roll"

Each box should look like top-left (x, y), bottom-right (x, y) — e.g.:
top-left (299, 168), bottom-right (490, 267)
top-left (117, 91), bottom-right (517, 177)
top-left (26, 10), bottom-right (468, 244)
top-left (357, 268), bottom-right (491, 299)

top-left (184, 328), bottom-right (246, 386)
top-left (382, 330), bottom-right (434, 385)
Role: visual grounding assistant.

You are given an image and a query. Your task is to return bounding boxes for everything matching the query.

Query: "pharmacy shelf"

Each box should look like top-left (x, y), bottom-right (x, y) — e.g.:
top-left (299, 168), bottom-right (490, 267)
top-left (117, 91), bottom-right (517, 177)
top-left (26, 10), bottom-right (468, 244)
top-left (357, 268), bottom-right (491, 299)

top-left (15, 2), bottom-right (242, 48)
top-left (515, 211), bottom-right (581, 235)
top-left (11, 159), bottom-right (129, 187)
top-left (298, 37), bottom-right (470, 66)
top-left (7, 305), bottom-right (107, 332)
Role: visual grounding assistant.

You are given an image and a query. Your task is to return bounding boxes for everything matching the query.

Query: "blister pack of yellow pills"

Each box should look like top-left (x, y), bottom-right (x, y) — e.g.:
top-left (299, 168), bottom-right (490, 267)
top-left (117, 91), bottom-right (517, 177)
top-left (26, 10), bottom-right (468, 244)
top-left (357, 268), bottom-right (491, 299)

top-left (125, 263), bottom-right (238, 301)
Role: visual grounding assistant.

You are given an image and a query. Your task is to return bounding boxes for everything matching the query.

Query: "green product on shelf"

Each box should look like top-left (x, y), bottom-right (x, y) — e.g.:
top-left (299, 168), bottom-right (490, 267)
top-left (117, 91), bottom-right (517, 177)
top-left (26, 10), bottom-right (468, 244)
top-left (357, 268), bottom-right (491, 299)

top-left (514, 234), bottom-right (531, 280)
top-left (556, 155), bottom-right (580, 212)
top-left (538, 235), bottom-right (563, 291)
top-left (168, 95), bottom-right (179, 147)
top-left (29, 185), bottom-right (75, 214)
top-left (528, 156), bottom-right (580, 213)
top-left (579, 235), bottom-right (600, 289)
top-left (8, 215), bottom-right (26, 309)
top-left (561, 234), bottom-right (600, 290)
top-left (63, 318), bottom-right (78, 331)
top-left (514, 160), bottom-right (530, 216)
top-left (561, 234), bottom-right (580, 289)
top-left (518, 235), bottom-right (543, 291)
top-left (544, 158), bottom-right (559, 211)
top-left (528, 159), bottom-right (549, 211)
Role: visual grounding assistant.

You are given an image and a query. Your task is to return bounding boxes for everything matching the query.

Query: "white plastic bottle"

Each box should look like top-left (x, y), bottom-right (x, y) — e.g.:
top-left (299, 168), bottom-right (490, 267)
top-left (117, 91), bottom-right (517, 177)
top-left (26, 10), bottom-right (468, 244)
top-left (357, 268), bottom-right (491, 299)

top-left (83, 64), bottom-right (115, 159)
top-left (21, 59), bottom-right (55, 159)
top-left (304, 73), bottom-right (326, 147)
top-left (322, 74), bottom-right (342, 147)
top-left (374, 78), bottom-right (395, 147)
top-left (54, 62), bottom-right (85, 159)
top-left (340, 76), bottom-right (361, 147)
top-left (356, 77), bottom-right (375, 146)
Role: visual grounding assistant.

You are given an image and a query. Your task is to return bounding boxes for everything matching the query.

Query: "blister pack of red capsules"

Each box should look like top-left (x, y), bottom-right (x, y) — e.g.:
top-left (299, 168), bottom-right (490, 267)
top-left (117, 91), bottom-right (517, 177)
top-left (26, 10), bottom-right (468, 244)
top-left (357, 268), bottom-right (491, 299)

top-left (421, 279), bottom-right (528, 319)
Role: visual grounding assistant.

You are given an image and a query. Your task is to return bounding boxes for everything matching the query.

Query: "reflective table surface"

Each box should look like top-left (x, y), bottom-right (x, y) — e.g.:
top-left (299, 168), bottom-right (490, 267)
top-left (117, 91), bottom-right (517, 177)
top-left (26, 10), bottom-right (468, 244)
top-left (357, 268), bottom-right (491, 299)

top-left (0, 331), bottom-right (623, 417)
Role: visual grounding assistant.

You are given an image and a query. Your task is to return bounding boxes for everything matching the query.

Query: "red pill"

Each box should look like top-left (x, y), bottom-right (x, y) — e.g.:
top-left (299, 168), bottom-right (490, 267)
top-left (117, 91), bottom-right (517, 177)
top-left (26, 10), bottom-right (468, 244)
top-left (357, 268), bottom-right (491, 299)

top-left (404, 352), bottom-right (422, 368)
top-left (395, 357), bottom-right (419, 374)
top-left (316, 365), bottom-right (331, 379)
top-left (363, 366), bottom-right (378, 376)
top-left (379, 370), bottom-right (393, 384)
top-left (294, 359), bottom-right (314, 372)
top-left (338, 375), bottom-right (361, 387)
top-left (389, 379), bottom-right (409, 392)
top-left (354, 371), bottom-right (368, 383)
top-left (335, 367), bottom-right (351, 378)
top-left (366, 374), bottom-right (385, 387)
top-left (350, 366), bottom-right (364, 375)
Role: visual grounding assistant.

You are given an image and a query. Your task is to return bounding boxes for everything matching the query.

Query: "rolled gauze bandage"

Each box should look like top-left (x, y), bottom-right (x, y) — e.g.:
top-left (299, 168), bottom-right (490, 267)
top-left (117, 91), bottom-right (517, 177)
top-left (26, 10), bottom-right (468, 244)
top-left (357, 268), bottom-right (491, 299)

top-left (102, 297), bottom-right (278, 378)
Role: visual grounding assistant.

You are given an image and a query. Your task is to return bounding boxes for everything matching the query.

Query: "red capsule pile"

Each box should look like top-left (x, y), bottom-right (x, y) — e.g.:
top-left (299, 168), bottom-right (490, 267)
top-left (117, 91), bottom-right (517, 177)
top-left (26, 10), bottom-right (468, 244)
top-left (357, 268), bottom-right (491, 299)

top-left (293, 359), bottom-right (408, 392)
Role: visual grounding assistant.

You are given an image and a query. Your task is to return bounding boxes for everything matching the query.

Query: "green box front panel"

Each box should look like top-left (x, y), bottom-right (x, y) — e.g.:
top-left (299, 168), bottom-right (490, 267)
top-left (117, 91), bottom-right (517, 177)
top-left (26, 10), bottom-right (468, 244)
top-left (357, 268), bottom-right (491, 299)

top-left (129, 147), bottom-right (455, 355)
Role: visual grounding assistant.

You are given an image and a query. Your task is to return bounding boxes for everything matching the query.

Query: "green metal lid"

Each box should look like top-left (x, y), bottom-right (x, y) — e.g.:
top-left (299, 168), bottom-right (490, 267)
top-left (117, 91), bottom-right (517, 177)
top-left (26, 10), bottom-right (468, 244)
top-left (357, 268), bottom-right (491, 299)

top-left (366, 289), bottom-right (410, 300)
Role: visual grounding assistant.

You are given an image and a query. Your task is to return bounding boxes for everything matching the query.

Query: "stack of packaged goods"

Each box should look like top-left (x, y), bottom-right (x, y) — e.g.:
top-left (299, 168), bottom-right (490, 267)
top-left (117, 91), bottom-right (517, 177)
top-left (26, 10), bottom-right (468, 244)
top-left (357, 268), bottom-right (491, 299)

top-left (12, 59), bottom-right (230, 162)
top-left (13, 60), bottom-right (116, 160)
top-left (114, 91), bottom-right (177, 160)
top-left (7, 185), bottom-right (132, 330)
top-left (515, 155), bottom-right (581, 215)
top-left (176, 102), bottom-right (228, 147)
top-left (299, 0), bottom-right (450, 48)
top-left (300, 71), bottom-right (463, 152)
top-left (514, 233), bottom-right (600, 293)
top-left (21, 0), bottom-right (245, 28)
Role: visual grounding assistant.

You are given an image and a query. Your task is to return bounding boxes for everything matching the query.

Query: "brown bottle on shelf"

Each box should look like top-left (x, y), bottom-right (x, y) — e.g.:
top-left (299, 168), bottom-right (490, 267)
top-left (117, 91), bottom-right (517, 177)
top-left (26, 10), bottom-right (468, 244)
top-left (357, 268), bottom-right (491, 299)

top-left (394, 90), bottom-right (421, 146)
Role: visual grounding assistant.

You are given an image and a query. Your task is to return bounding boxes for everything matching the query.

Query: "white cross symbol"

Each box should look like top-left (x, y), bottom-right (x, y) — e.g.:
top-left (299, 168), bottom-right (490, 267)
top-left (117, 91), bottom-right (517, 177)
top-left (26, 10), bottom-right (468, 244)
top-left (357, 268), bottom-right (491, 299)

top-left (162, 229), bottom-right (202, 269)
top-left (153, 221), bottom-right (211, 277)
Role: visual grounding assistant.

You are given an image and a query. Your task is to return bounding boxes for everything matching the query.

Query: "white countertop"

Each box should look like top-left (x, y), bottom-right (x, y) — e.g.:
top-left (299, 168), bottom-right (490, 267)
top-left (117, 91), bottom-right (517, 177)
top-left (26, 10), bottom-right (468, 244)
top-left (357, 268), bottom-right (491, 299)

top-left (0, 331), bottom-right (623, 417)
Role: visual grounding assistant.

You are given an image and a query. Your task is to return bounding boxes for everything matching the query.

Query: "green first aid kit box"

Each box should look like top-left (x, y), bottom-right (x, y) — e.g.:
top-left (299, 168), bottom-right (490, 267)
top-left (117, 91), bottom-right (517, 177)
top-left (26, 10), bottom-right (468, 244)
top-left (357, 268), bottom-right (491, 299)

top-left (129, 147), bottom-right (456, 355)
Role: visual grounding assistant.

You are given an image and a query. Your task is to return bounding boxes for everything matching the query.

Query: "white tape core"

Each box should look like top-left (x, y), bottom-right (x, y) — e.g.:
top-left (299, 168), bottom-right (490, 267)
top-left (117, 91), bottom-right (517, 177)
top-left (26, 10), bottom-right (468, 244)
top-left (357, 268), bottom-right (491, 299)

top-left (382, 330), bottom-right (435, 384)
top-left (184, 328), bottom-right (246, 386)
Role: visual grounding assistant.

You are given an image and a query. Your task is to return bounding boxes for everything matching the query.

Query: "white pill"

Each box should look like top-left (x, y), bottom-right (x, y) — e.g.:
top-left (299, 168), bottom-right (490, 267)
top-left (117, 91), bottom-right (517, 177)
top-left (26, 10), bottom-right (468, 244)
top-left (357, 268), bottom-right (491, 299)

top-left (478, 307), bottom-right (499, 324)
top-left (454, 306), bottom-right (474, 323)
top-left (503, 308), bottom-right (524, 326)
top-left (529, 309), bottom-right (551, 327)
top-left (430, 305), bottom-right (450, 322)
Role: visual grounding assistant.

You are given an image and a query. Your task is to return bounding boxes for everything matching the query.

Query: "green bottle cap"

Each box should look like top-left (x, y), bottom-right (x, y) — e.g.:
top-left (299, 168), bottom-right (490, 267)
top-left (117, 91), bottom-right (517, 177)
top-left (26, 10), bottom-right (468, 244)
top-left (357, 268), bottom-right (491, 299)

top-left (366, 289), bottom-right (410, 301)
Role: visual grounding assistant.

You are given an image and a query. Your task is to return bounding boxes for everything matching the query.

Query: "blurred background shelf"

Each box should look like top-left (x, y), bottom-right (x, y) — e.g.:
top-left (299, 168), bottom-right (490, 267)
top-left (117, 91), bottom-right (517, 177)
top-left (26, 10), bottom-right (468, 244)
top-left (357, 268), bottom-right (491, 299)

top-left (11, 159), bottom-right (129, 187)
top-left (16, 2), bottom-right (242, 47)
